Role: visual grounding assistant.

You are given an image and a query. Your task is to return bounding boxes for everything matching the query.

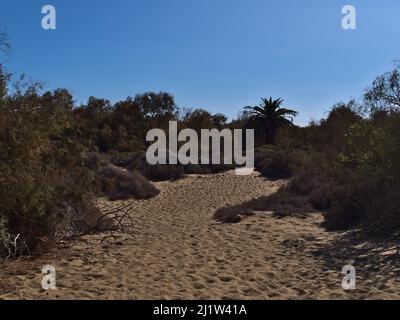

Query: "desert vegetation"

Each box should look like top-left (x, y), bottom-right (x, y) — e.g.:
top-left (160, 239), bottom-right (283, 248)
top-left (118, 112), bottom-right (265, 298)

top-left (1, 29), bottom-right (400, 259)
top-left (216, 69), bottom-right (400, 238)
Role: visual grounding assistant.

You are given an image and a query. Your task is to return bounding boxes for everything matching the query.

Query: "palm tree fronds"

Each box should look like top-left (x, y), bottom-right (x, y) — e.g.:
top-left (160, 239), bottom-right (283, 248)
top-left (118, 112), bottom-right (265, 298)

top-left (243, 96), bottom-right (298, 143)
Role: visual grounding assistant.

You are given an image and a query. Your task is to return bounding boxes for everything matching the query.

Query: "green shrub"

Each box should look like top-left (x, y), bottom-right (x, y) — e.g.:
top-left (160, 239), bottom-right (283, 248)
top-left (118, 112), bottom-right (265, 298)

top-left (324, 113), bottom-right (400, 233)
top-left (0, 78), bottom-right (100, 253)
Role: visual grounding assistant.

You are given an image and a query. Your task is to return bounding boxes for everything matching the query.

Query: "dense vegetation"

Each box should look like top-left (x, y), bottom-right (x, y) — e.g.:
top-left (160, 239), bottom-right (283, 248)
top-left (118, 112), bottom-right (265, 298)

top-left (0, 70), bottom-right (100, 256)
top-left (0, 63), bottom-right (235, 255)
top-left (217, 69), bottom-right (400, 237)
top-left (1, 32), bottom-right (399, 256)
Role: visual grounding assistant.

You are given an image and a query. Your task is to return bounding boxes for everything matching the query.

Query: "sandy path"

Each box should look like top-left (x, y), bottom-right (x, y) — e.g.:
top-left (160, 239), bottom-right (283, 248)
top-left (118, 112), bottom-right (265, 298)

top-left (1, 171), bottom-right (400, 299)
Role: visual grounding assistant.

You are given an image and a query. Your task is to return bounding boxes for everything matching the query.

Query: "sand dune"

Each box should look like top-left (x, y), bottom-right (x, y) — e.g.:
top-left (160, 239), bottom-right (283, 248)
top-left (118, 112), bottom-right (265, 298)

top-left (1, 171), bottom-right (399, 300)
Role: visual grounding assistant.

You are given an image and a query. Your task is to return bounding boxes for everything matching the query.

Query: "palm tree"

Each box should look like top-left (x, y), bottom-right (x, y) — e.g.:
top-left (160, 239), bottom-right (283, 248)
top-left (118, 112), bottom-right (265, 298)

top-left (245, 97), bottom-right (298, 144)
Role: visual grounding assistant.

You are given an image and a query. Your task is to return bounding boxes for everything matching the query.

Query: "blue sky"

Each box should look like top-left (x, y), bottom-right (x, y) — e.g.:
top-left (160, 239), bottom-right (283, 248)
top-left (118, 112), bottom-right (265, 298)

top-left (1, 0), bottom-right (400, 124)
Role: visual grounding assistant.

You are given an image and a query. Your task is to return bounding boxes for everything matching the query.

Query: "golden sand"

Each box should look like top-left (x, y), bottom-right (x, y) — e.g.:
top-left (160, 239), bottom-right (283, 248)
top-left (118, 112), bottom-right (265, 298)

top-left (1, 171), bottom-right (399, 299)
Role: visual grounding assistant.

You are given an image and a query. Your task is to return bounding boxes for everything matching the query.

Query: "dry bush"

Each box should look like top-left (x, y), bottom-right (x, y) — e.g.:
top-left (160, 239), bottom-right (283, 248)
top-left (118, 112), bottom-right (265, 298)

top-left (322, 112), bottom-right (400, 234)
top-left (109, 148), bottom-right (236, 180)
top-left (115, 152), bottom-right (184, 181)
top-left (97, 164), bottom-right (159, 200)
top-left (250, 106), bottom-right (359, 226)
top-left (111, 151), bottom-right (142, 168)
top-left (214, 160), bottom-right (350, 224)
top-left (53, 200), bottom-right (103, 239)
top-left (254, 146), bottom-right (274, 167)
top-left (0, 82), bottom-right (101, 255)
top-left (254, 147), bottom-right (293, 180)
top-left (258, 155), bottom-right (292, 180)
top-left (0, 218), bottom-right (30, 258)
top-left (184, 164), bottom-right (212, 175)
top-left (286, 167), bottom-right (349, 210)
top-left (84, 152), bottom-right (112, 170)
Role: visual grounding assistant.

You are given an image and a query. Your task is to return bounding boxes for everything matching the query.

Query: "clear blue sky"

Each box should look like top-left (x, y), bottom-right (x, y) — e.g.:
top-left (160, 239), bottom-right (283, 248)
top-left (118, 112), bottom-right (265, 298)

top-left (1, 0), bottom-right (400, 124)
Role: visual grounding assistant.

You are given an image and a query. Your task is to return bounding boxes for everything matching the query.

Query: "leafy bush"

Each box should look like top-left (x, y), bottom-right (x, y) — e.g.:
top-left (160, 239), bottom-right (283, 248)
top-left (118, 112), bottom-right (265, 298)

top-left (0, 79), bottom-right (100, 252)
top-left (324, 112), bottom-right (400, 233)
